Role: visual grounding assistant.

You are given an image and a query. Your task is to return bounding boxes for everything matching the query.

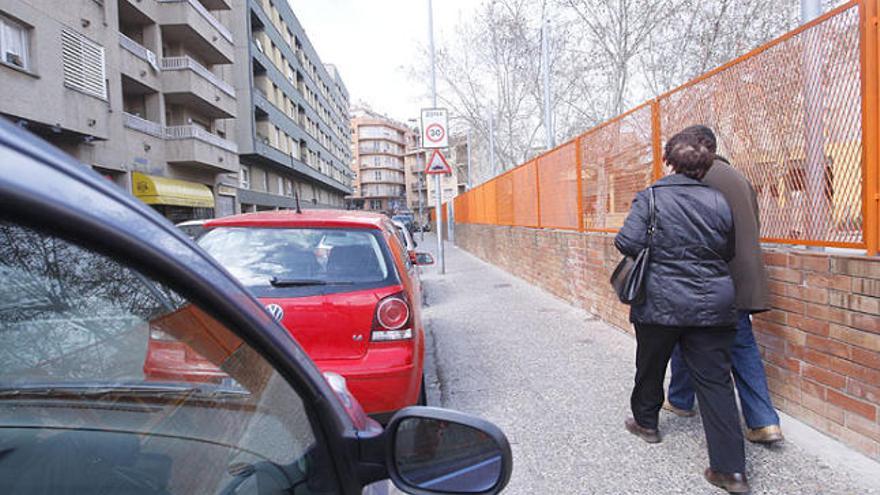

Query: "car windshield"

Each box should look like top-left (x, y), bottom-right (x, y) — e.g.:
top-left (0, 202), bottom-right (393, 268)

top-left (198, 227), bottom-right (394, 295)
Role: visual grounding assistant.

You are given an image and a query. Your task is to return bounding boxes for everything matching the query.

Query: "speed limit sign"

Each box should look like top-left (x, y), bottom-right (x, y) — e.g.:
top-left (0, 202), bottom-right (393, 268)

top-left (420, 108), bottom-right (448, 149)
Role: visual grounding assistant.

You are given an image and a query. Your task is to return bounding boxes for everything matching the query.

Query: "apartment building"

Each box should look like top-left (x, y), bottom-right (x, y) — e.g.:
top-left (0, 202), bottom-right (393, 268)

top-left (404, 130), bottom-right (428, 225)
top-left (0, 0), bottom-right (240, 222)
top-left (350, 108), bottom-right (412, 214)
top-left (230, 0), bottom-right (352, 212)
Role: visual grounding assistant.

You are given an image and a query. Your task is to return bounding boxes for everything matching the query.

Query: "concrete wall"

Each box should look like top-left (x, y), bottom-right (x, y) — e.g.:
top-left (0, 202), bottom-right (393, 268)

top-left (455, 223), bottom-right (880, 459)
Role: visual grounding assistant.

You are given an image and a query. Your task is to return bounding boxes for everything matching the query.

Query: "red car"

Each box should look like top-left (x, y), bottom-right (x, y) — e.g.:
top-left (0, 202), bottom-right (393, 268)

top-left (143, 210), bottom-right (434, 420)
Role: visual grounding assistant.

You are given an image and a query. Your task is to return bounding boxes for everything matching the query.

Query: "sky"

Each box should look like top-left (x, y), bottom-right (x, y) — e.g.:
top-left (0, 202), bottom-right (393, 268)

top-left (291, 0), bottom-right (479, 123)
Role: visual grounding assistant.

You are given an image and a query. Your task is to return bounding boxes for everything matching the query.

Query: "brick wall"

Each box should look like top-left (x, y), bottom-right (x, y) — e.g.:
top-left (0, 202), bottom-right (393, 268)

top-left (455, 223), bottom-right (880, 459)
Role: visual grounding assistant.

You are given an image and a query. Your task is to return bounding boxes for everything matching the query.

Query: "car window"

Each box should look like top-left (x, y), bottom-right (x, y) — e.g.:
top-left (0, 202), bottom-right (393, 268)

top-left (0, 221), bottom-right (332, 494)
top-left (199, 227), bottom-right (397, 297)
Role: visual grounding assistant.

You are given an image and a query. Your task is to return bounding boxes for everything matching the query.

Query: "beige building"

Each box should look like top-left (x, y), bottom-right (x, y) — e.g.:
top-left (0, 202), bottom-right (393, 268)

top-left (350, 108), bottom-right (412, 214)
top-left (404, 131), bottom-right (427, 225)
top-left (0, 0), bottom-right (240, 222)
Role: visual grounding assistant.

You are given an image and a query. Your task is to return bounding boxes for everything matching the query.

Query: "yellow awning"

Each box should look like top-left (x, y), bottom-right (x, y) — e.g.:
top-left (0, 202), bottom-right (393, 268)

top-left (132, 172), bottom-right (215, 208)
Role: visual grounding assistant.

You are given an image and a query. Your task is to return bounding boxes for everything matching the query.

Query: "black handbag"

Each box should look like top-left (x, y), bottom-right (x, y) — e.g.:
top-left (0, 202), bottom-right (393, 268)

top-left (610, 187), bottom-right (656, 305)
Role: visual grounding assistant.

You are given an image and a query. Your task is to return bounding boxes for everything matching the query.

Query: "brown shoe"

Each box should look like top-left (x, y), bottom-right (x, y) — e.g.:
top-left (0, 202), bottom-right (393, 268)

top-left (662, 400), bottom-right (696, 417)
top-left (746, 425), bottom-right (784, 445)
top-left (704, 468), bottom-right (750, 493)
top-left (625, 417), bottom-right (661, 444)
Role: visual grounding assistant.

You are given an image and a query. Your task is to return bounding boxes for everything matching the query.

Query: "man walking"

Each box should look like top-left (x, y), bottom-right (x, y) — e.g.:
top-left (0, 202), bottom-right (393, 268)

top-left (663, 125), bottom-right (784, 445)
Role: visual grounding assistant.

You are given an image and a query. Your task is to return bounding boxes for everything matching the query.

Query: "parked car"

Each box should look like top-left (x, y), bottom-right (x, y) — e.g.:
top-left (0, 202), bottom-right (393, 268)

top-left (392, 214), bottom-right (415, 233)
top-left (175, 219), bottom-right (209, 239)
top-left (0, 120), bottom-right (512, 495)
top-left (189, 209), bottom-right (434, 421)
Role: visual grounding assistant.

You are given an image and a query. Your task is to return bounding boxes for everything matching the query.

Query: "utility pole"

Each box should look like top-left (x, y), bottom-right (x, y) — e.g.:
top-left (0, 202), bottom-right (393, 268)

top-left (801, 0), bottom-right (827, 246)
top-left (542, 19), bottom-right (554, 149)
top-left (428, 0), bottom-right (445, 274)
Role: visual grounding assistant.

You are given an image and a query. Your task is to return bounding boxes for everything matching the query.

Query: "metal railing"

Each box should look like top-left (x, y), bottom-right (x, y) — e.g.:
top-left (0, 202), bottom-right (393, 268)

top-left (118, 33), bottom-right (159, 71)
top-left (456, 0), bottom-right (877, 254)
top-left (165, 125), bottom-right (238, 153)
top-left (123, 112), bottom-right (163, 138)
top-left (161, 56), bottom-right (235, 96)
top-left (157, 0), bottom-right (233, 43)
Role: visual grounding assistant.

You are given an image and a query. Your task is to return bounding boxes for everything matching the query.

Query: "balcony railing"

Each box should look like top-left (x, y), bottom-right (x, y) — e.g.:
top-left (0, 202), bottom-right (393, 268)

top-left (123, 113), bottom-right (163, 138)
top-left (166, 125), bottom-right (238, 153)
top-left (161, 56), bottom-right (235, 96)
top-left (118, 33), bottom-right (159, 71)
top-left (157, 0), bottom-right (233, 42)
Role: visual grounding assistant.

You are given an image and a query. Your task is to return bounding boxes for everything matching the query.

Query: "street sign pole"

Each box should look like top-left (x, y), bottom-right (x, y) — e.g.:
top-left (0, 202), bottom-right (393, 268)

top-left (427, 0), bottom-right (445, 274)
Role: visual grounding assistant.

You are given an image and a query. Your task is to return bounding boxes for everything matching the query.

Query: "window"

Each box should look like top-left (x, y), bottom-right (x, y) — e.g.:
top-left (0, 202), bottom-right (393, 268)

top-left (277, 176), bottom-right (283, 195)
top-left (374, 170), bottom-right (382, 181)
top-left (61, 28), bottom-right (106, 99)
top-left (0, 14), bottom-right (29, 70)
top-left (0, 222), bottom-right (323, 493)
top-left (239, 166), bottom-right (250, 189)
top-left (370, 200), bottom-right (382, 210)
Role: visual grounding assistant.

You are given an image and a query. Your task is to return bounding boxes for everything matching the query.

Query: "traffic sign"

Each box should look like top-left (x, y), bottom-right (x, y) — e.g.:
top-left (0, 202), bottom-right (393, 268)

top-left (421, 108), bottom-right (448, 149)
top-left (425, 149), bottom-right (452, 175)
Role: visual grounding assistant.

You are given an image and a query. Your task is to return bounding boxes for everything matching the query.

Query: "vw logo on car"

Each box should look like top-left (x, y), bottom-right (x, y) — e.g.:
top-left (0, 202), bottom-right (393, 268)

top-left (265, 303), bottom-right (284, 322)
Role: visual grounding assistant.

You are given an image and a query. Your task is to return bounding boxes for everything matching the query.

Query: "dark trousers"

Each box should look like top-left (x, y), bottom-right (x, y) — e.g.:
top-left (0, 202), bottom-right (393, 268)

top-left (632, 323), bottom-right (745, 474)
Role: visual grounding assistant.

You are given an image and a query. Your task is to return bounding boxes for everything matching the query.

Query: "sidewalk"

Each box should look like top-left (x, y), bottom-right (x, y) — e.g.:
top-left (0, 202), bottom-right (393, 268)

top-left (418, 234), bottom-right (880, 494)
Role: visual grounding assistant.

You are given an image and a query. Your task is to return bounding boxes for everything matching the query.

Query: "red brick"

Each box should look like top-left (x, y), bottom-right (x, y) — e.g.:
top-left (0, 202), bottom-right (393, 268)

top-left (845, 412), bottom-right (880, 443)
top-left (754, 310), bottom-right (789, 326)
top-left (852, 277), bottom-right (880, 298)
top-left (802, 363), bottom-right (847, 389)
top-left (829, 291), bottom-right (880, 314)
top-left (788, 314), bottom-right (831, 336)
top-left (796, 254), bottom-right (831, 273)
top-left (848, 379), bottom-right (880, 404)
top-left (769, 294), bottom-right (805, 314)
top-left (805, 335), bottom-right (851, 359)
top-left (767, 280), bottom-right (789, 297)
top-left (805, 272), bottom-right (852, 291)
top-left (804, 304), bottom-right (847, 325)
top-left (829, 324), bottom-right (880, 352)
top-left (765, 349), bottom-right (801, 372)
top-left (801, 379), bottom-right (827, 399)
top-left (831, 258), bottom-right (880, 279)
top-left (827, 423), bottom-right (880, 458)
top-left (827, 389), bottom-right (877, 421)
top-left (787, 285), bottom-right (829, 304)
top-left (851, 347), bottom-right (880, 371)
top-left (848, 312), bottom-right (880, 334)
top-left (768, 266), bottom-right (803, 284)
top-left (763, 251), bottom-right (789, 267)
top-left (828, 357), bottom-right (880, 386)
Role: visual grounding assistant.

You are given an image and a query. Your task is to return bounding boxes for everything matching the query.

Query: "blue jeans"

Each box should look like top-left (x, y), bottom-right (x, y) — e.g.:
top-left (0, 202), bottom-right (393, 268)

top-left (668, 311), bottom-right (780, 429)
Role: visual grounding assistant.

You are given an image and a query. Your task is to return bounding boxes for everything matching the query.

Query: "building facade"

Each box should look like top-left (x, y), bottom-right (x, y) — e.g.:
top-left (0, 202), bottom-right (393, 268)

top-left (0, 0), bottom-right (240, 222)
top-left (404, 131), bottom-right (427, 225)
top-left (230, 0), bottom-right (351, 212)
top-left (350, 109), bottom-right (412, 214)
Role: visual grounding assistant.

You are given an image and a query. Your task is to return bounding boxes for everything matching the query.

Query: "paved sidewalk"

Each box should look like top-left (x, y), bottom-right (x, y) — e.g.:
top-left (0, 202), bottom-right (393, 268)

top-left (418, 235), bottom-right (880, 494)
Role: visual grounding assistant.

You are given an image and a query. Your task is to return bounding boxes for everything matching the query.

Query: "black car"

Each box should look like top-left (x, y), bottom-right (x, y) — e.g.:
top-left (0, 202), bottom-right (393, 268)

top-left (0, 119), bottom-right (512, 495)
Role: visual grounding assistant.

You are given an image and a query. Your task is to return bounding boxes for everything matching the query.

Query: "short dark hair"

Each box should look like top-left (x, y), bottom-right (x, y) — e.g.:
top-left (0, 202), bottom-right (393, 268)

top-left (680, 125), bottom-right (717, 154)
top-left (664, 129), bottom-right (715, 180)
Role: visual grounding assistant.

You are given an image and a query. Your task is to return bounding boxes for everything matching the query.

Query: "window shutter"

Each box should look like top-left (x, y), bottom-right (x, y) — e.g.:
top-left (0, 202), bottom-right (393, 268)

top-left (61, 28), bottom-right (106, 100)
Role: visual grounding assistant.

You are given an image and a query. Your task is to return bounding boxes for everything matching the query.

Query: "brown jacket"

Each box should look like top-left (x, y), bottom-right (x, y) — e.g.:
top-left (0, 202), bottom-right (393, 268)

top-left (703, 157), bottom-right (771, 313)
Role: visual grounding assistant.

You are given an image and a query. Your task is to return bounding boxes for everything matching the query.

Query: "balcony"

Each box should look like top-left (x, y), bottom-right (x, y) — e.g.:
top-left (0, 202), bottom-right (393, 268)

top-left (123, 112), bottom-right (164, 138)
top-left (118, 34), bottom-right (161, 90)
top-left (158, 0), bottom-right (234, 65)
top-left (161, 56), bottom-right (236, 118)
top-left (165, 125), bottom-right (238, 173)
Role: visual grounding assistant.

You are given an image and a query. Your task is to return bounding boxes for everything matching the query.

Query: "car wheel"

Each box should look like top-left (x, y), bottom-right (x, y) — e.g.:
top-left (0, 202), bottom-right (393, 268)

top-left (417, 375), bottom-right (427, 406)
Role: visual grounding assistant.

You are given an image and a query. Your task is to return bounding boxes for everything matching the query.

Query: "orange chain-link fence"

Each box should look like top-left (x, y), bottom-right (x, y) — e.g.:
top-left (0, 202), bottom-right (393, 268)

top-left (454, 0), bottom-right (880, 255)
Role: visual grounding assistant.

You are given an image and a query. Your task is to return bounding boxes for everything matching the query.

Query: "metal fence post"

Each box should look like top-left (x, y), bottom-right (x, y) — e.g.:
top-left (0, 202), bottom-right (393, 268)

top-left (651, 100), bottom-right (664, 181)
top-left (576, 137), bottom-right (585, 232)
top-left (860, 0), bottom-right (880, 255)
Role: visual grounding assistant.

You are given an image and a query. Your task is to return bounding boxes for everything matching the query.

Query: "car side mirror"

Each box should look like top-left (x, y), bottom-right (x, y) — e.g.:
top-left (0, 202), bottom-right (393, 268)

top-left (414, 252), bottom-right (434, 266)
top-left (386, 407), bottom-right (512, 495)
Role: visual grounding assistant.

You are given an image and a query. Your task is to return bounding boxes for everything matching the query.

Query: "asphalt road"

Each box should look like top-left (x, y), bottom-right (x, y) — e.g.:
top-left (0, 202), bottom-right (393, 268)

top-left (418, 234), bottom-right (880, 494)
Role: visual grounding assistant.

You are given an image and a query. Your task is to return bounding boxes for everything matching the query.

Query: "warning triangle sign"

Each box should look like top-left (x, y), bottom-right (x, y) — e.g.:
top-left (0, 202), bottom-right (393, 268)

top-left (425, 149), bottom-right (452, 175)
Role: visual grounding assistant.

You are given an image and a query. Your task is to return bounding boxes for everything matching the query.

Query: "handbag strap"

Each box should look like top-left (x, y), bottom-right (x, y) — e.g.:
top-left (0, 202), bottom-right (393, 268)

top-left (647, 187), bottom-right (657, 246)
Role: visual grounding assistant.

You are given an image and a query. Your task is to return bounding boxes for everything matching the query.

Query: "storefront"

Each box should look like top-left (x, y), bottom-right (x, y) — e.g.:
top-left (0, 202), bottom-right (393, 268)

top-left (131, 172), bottom-right (215, 224)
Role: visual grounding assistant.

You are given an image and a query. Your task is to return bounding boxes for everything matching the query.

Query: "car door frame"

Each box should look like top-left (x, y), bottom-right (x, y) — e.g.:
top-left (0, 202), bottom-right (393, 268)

top-left (0, 121), bottom-right (375, 493)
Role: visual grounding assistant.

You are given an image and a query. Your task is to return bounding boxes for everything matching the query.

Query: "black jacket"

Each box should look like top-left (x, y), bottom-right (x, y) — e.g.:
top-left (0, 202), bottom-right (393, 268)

top-left (614, 174), bottom-right (737, 327)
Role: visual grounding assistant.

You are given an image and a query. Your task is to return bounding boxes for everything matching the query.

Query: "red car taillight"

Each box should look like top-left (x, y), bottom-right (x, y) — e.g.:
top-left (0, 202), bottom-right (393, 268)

top-left (372, 293), bottom-right (412, 341)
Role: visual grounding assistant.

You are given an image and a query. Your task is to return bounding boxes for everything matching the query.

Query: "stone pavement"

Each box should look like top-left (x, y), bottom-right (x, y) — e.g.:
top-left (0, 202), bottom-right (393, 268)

top-left (418, 234), bottom-right (880, 494)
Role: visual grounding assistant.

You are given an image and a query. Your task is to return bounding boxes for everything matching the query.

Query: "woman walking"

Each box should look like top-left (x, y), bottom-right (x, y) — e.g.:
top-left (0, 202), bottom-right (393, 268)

top-left (615, 129), bottom-right (748, 493)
